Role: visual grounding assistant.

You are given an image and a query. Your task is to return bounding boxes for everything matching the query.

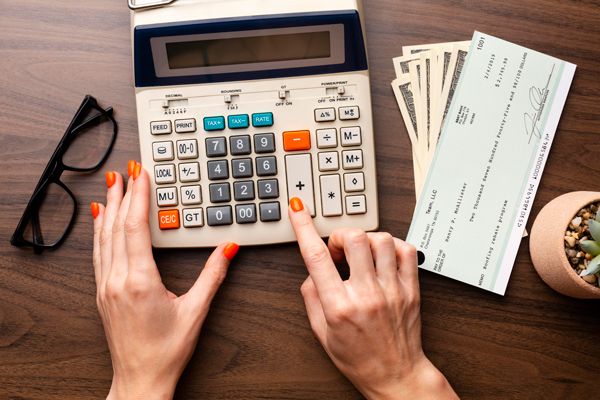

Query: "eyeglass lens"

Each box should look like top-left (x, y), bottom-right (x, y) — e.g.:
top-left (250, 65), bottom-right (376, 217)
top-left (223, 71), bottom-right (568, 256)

top-left (22, 182), bottom-right (75, 246)
top-left (61, 107), bottom-right (115, 170)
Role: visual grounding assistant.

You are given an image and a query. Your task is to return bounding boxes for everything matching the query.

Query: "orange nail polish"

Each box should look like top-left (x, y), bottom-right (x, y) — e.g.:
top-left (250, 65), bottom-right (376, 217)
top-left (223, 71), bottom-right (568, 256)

top-left (290, 197), bottom-right (303, 212)
top-left (224, 243), bottom-right (239, 261)
top-left (127, 160), bottom-right (136, 176)
top-left (106, 171), bottom-right (116, 188)
top-left (133, 164), bottom-right (142, 180)
top-left (91, 202), bottom-right (100, 219)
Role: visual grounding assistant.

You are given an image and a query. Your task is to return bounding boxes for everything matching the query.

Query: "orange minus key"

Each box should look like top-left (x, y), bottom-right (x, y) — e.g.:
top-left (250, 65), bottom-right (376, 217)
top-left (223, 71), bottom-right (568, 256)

top-left (283, 130), bottom-right (311, 151)
top-left (159, 209), bottom-right (180, 230)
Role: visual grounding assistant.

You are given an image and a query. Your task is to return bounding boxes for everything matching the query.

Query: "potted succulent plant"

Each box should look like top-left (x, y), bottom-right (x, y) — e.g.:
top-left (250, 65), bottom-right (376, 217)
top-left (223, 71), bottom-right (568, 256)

top-left (530, 191), bottom-right (600, 299)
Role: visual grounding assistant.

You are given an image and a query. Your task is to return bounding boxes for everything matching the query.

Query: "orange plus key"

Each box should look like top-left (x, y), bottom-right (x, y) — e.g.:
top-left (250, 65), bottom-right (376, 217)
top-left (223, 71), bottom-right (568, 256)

top-left (158, 210), bottom-right (180, 230)
top-left (283, 130), bottom-right (311, 151)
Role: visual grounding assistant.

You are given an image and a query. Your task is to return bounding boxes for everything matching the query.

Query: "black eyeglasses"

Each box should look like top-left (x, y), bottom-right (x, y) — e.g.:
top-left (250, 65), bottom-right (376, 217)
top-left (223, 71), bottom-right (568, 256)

top-left (11, 95), bottom-right (118, 254)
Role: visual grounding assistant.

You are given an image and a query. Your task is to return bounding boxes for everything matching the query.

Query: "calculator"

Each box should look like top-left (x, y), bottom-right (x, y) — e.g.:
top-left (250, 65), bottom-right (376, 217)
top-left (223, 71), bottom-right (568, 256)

top-left (130, 0), bottom-right (378, 247)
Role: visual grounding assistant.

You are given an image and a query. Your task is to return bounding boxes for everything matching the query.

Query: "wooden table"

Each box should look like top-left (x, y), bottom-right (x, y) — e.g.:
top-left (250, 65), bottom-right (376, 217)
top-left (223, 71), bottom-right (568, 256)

top-left (1, 0), bottom-right (600, 398)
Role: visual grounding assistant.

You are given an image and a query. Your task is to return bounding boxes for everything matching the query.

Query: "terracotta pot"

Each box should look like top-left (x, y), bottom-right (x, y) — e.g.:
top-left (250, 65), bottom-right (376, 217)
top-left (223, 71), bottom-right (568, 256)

top-left (530, 191), bottom-right (600, 299)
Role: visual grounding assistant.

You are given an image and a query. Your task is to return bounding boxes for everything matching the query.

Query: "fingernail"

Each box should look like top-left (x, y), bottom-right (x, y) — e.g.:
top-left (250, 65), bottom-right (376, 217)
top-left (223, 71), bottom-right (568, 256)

top-left (290, 197), bottom-right (303, 212)
top-left (133, 164), bottom-right (142, 180)
top-left (91, 202), bottom-right (100, 219)
top-left (224, 243), bottom-right (239, 261)
top-left (127, 160), bottom-right (136, 176)
top-left (106, 171), bottom-right (116, 188)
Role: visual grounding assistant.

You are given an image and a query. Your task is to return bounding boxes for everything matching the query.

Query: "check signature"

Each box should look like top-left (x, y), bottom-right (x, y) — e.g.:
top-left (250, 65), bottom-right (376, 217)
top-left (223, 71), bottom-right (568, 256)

top-left (524, 64), bottom-right (555, 144)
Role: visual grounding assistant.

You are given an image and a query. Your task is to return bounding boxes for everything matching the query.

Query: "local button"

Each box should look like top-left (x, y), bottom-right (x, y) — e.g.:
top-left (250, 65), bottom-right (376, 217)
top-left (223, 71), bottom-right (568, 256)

top-left (203, 116), bottom-right (225, 131)
top-left (158, 209), bottom-right (180, 229)
top-left (283, 130), bottom-right (311, 151)
top-left (252, 112), bottom-right (273, 127)
top-left (228, 114), bottom-right (249, 129)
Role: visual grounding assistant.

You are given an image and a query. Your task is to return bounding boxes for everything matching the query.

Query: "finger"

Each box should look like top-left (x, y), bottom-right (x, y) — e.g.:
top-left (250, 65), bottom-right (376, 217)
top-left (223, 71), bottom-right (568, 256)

top-left (326, 231), bottom-right (346, 263)
top-left (300, 276), bottom-right (327, 344)
top-left (108, 164), bottom-right (136, 282)
top-left (329, 228), bottom-right (376, 285)
top-left (99, 171), bottom-right (124, 287)
top-left (92, 202), bottom-right (105, 289)
top-left (288, 197), bottom-right (346, 306)
top-left (183, 242), bottom-right (237, 319)
top-left (124, 165), bottom-right (156, 273)
top-left (395, 238), bottom-right (420, 290)
top-left (367, 232), bottom-right (400, 287)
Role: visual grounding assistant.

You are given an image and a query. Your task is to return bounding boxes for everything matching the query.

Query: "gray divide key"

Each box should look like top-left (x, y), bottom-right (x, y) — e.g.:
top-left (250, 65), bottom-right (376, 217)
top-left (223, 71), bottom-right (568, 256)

top-left (207, 206), bottom-right (233, 226)
top-left (260, 202), bottom-right (281, 221)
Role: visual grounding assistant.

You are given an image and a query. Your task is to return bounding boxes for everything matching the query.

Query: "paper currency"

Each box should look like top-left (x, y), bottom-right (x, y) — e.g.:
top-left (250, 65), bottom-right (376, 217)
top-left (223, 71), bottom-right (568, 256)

top-left (392, 40), bottom-right (471, 197)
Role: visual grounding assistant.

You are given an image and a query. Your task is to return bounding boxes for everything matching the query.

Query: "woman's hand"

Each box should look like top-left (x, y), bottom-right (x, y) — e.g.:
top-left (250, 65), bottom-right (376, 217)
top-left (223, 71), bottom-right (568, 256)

top-left (288, 197), bottom-right (458, 400)
top-left (92, 162), bottom-right (238, 400)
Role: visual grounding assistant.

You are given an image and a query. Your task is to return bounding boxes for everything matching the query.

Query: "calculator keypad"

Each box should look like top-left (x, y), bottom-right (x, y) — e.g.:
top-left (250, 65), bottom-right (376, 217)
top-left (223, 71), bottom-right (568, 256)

top-left (150, 104), bottom-right (370, 236)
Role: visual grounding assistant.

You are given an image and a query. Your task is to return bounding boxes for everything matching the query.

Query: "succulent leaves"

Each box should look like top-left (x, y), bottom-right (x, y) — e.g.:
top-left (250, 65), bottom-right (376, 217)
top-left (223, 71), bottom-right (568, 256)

top-left (588, 219), bottom-right (600, 243)
top-left (579, 240), bottom-right (600, 257)
top-left (583, 254), bottom-right (600, 276)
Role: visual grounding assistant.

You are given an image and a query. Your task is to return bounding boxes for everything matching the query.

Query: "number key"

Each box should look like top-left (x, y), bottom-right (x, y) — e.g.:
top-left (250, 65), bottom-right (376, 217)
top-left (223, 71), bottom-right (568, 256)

top-left (254, 133), bottom-right (275, 153)
top-left (206, 137), bottom-right (227, 157)
top-left (257, 179), bottom-right (279, 199)
top-left (234, 181), bottom-right (255, 201)
top-left (209, 183), bottom-right (231, 203)
top-left (230, 135), bottom-right (251, 155)
top-left (235, 204), bottom-right (257, 224)
top-left (231, 158), bottom-right (253, 178)
top-left (256, 156), bottom-right (277, 176)
top-left (207, 206), bottom-right (233, 226)
top-left (207, 160), bottom-right (229, 180)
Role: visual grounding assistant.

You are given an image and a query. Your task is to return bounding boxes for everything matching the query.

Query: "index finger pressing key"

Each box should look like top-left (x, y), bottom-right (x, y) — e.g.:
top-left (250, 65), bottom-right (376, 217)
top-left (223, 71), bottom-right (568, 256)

top-left (288, 197), bottom-right (347, 305)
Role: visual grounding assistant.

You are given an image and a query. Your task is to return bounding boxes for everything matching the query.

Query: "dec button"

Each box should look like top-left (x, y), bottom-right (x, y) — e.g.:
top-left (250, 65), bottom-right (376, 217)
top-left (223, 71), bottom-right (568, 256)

top-left (158, 210), bottom-right (180, 230)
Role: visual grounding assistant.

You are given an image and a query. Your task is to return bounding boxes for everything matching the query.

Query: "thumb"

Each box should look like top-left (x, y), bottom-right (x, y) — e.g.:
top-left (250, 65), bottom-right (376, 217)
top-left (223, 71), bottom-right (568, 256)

top-left (182, 242), bottom-right (238, 317)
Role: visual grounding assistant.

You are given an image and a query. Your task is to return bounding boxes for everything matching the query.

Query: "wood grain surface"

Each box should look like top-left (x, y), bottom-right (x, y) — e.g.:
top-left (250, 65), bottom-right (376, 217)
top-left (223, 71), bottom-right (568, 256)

top-left (1, 0), bottom-right (600, 399)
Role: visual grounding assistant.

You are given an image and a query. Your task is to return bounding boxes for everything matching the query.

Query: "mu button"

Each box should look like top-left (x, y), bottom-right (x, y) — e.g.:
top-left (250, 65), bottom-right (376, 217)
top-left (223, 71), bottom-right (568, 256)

top-left (158, 210), bottom-right (180, 230)
top-left (283, 130), bottom-right (311, 151)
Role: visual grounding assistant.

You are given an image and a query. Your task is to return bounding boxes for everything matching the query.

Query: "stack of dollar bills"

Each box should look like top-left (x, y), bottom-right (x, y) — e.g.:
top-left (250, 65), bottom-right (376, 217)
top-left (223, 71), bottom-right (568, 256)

top-left (391, 40), bottom-right (471, 199)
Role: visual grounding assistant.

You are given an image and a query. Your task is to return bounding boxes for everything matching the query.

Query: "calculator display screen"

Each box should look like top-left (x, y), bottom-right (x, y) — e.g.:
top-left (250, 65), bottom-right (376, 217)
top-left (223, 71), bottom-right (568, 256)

top-left (166, 31), bottom-right (331, 69)
top-left (150, 24), bottom-right (345, 79)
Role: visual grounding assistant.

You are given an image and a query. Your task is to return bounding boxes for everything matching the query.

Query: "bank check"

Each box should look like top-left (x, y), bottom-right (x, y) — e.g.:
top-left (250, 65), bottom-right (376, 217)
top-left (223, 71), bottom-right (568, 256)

top-left (406, 32), bottom-right (576, 295)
